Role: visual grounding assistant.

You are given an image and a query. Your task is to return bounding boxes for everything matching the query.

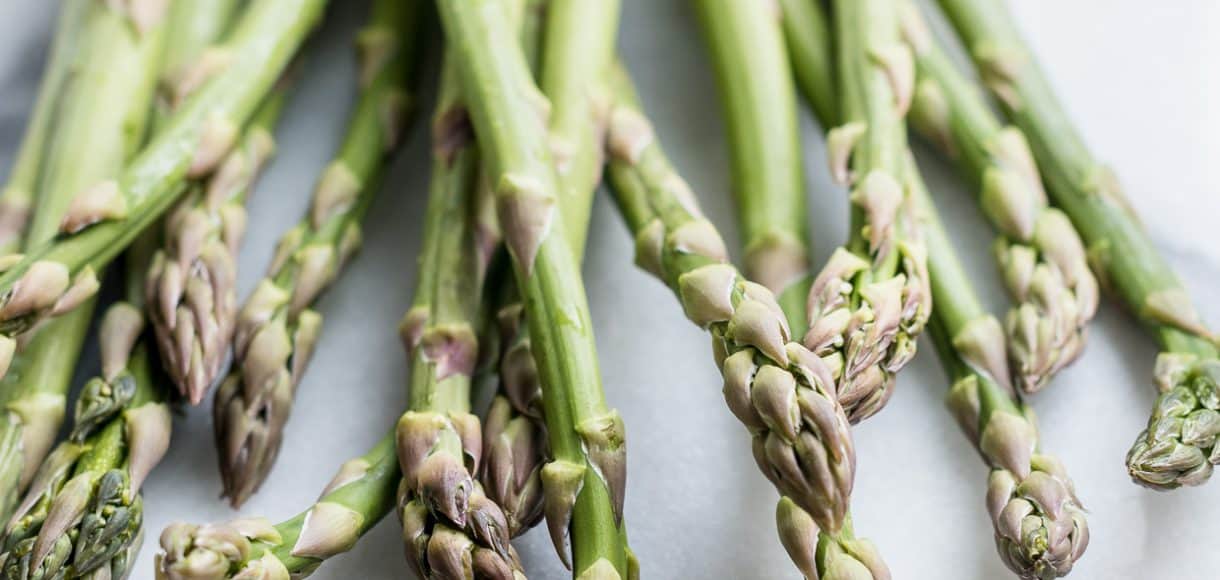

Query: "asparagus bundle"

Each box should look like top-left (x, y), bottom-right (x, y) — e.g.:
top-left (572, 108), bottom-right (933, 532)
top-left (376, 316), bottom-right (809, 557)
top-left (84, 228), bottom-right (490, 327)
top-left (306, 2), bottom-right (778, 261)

top-left (157, 435), bottom-right (400, 579)
top-left (606, 68), bottom-right (884, 580)
top-left (911, 156), bottom-right (1089, 578)
top-left (933, 0), bottom-right (1220, 489)
top-left (0, 0), bottom-right (167, 523)
top-left (901, 2), bottom-right (1098, 394)
top-left (803, 0), bottom-right (931, 423)
top-left (694, 0), bottom-right (811, 324)
top-left (214, 0), bottom-right (421, 507)
top-left (1, 241), bottom-right (171, 580)
top-left (395, 59), bottom-right (523, 579)
top-left (480, 0), bottom-right (620, 541)
top-left (436, 0), bottom-right (633, 575)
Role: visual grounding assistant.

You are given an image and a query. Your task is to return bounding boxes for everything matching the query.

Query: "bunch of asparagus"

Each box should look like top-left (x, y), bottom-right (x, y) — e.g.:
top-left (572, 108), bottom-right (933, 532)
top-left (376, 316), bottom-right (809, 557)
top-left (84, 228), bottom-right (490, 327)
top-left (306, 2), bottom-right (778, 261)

top-left (0, 0), bottom-right (1211, 578)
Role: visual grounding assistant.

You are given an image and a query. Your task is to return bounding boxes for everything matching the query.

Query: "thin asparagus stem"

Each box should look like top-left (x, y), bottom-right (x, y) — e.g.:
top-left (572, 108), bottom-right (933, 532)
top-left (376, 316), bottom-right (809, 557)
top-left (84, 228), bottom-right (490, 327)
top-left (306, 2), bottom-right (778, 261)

top-left (0, 0), bottom-right (88, 254)
top-left (436, 0), bottom-right (631, 575)
top-left (0, 0), bottom-right (168, 523)
top-left (694, 0), bottom-right (812, 328)
top-left (158, 434), bottom-right (401, 579)
top-left (215, 0), bottom-right (423, 506)
top-left (910, 153), bottom-right (1089, 579)
top-left (0, 0), bottom-right (329, 381)
top-left (777, 0), bottom-right (836, 129)
top-left (933, 0), bottom-right (1220, 490)
top-left (606, 64), bottom-right (887, 580)
top-left (901, 2), bottom-right (1098, 394)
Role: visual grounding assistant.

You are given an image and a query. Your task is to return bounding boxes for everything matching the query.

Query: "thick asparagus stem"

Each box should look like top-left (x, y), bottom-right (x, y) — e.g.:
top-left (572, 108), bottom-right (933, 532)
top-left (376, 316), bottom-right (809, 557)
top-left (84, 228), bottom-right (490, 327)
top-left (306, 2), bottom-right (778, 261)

top-left (1, 238), bottom-right (172, 580)
top-left (796, 0), bottom-right (931, 423)
top-left (933, 0), bottom-right (1220, 489)
top-left (0, 0), bottom-right (168, 523)
top-left (157, 0), bottom-right (244, 104)
top-left (214, 0), bottom-right (421, 506)
top-left (0, 0), bottom-right (88, 254)
top-left (900, 2), bottom-right (1097, 394)
top-left (147, 92), bottom-right (286, 403)
top-left (0, 0), bottom-right (329, 378)
top-left (480, 0), bottom-right (619, 543)
top-left (158, 434), bottom-right (401, 579)
top-left (694, 0), bottom-right (812, 328)
top-left (606, 66), bottom-right (886, 580)
top-left (436, 0), bottom-right (631, 575)
top-left (910, 154), bottom-right (1089, 578)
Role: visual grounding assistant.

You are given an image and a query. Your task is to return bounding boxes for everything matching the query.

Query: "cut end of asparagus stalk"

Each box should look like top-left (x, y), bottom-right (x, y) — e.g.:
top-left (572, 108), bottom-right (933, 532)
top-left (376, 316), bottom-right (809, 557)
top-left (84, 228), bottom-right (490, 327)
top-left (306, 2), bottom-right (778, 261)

top-left (1126, 353), bottom-right (1220, 490)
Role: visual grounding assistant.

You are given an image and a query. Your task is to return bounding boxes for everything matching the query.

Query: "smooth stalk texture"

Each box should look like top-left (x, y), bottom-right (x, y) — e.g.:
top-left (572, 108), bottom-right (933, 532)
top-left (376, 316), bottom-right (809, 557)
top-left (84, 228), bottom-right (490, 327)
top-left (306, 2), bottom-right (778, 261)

top-left (901, 2), bottom-right (1097, 394)
top-left (1, 239), bottom-right (171, 580)
top-left (436, 0), bottom-right (631, 575)
top-left (694, 0), bottom-right (812, 329)
top-left (606, 65), bottom-right (887, 580)
top-left (158, 434), bottom-right (401, 579)
top-left (0, 0), bottom-right (167, 523)
top-left (911, 154), bottom-right (1088, 579)
top-left (214, 0), bottom-right (421, 506)
top-left (0, 0), bottom-right (88, 254)
top-left (481, 0), bottom-right (620, 544)
top-left (934, 0), bottom-right (1220, 490)
top-left (799, 0), bottom-right (931, 423)
top-left (778, 0), bottom-right (836, 129)
top-left (0, 0), bottom-right (329, 381)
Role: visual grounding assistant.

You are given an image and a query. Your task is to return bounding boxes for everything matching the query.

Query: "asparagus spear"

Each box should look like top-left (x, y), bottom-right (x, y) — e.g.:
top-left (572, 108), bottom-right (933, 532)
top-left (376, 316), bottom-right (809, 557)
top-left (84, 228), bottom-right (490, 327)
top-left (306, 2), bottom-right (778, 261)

top-left (394, 58), bottom-right (525, 579)
top-left (0, 0), bottom-right (168, 524)
top-left (606, 66), bottom-right (885, 580)
top-left (215, 0), bottom-right (422, 506)
top-left (1, 238), bottom-right (171, 580)
top-left (933, 0), bottom-right (1220, 489)
top-left (156, 0), bottom-right (244, 107)
top-left (777, 0), bottom-right (836, 130)
top-left (910, 154), bottom-right (1089, 578)
top-left (480, 0), bottom-right (619, 542)
top-left (798, 0), bottom-right (931, 423)
top-left (900, 2), bottom-right (1098, 394)
top-left (694, 0), bottom-right (812, 327)
top-left (147, 90), bottom-right (286, 404)
top-left (158, 435), bottom-right (401, 579)
top-left (0, 0), bottom-right (329, 379)
top-left (436, 0), bottom-right (632, 575)
top-left (0, 0), bottom-right (88, 254)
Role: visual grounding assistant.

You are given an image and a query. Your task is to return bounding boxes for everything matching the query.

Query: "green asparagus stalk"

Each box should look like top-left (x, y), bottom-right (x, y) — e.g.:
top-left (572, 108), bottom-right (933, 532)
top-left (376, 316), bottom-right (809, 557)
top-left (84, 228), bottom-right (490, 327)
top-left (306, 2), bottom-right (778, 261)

top-left (0, 0), bottom-right (329, 380)
top-left (0, 0), bottom-right (168, 524)
top-left (900, 2), bottom-right (1097, 394)
top-left (158, 434), bottom-right (401, 579)
top-left (797, 0), bottom-right (931, 423)
top-left (394, 58), bottom-right (525, 579)
top-left (606, 64), bottom-right (884, 580)
top-left (910, 153), bottom-right (1089, 578)
top-left (480, 0), bottom-right (620, 544)
top-left (0, 0), bottom-right (88, 254)
top-left (436, 0), bottom-right (632, 575)
top-left (147, 91), bottom-right (286, 403)
top-left (933, 0), bottom-right (1220, 489)
top-left (156, 0), bottom-right (244, 109)
top-left (694, 0), bottom-right (812, 328)
top-left (1, 238), bottom-right (171, 580)
top-left (215, 0), bottom-right (422, 506)
top-left (777, 0), bottom-right (836, 130)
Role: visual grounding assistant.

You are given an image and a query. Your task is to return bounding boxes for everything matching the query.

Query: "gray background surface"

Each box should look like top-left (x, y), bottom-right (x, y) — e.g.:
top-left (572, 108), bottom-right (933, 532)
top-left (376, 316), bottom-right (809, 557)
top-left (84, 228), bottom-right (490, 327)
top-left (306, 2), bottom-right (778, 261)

top-left (1, 1), bottom-right (1219, 578)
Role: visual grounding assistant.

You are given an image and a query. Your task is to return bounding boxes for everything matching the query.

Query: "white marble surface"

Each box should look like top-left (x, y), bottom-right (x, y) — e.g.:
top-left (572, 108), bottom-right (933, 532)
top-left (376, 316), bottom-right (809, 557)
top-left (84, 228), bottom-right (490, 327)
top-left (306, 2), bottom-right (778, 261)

top-left (2, 1), bottom-right (1219, 578)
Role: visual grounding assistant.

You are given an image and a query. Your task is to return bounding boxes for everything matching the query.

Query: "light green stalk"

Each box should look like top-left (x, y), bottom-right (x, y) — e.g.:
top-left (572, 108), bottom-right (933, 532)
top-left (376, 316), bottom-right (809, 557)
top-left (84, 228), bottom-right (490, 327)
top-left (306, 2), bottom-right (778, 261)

top-left (0, 0), bottom-right (88, 254)
top-left (778, 0), bottom-right (836, 129)
top-left (214, 0), bottom-right (422, 506)
top-left (694, 0), bottom-right (811, 329)
top-left (158, 435), bottom-right (401, 579)
top-left (901, 2), bottom-right (1097, 394)
top-left (934, 0), bottom-right (1220, 490)
top-left (0, 0), bottom-right (330, 380)
top-left (606, 63), bottom-right (886, 580)
top-left (0, 0), bottom-right (168, 524)
top-left (911, 153), bottom-right (1089, 579)
top-left (436, 0), bottom-right (631, 576)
